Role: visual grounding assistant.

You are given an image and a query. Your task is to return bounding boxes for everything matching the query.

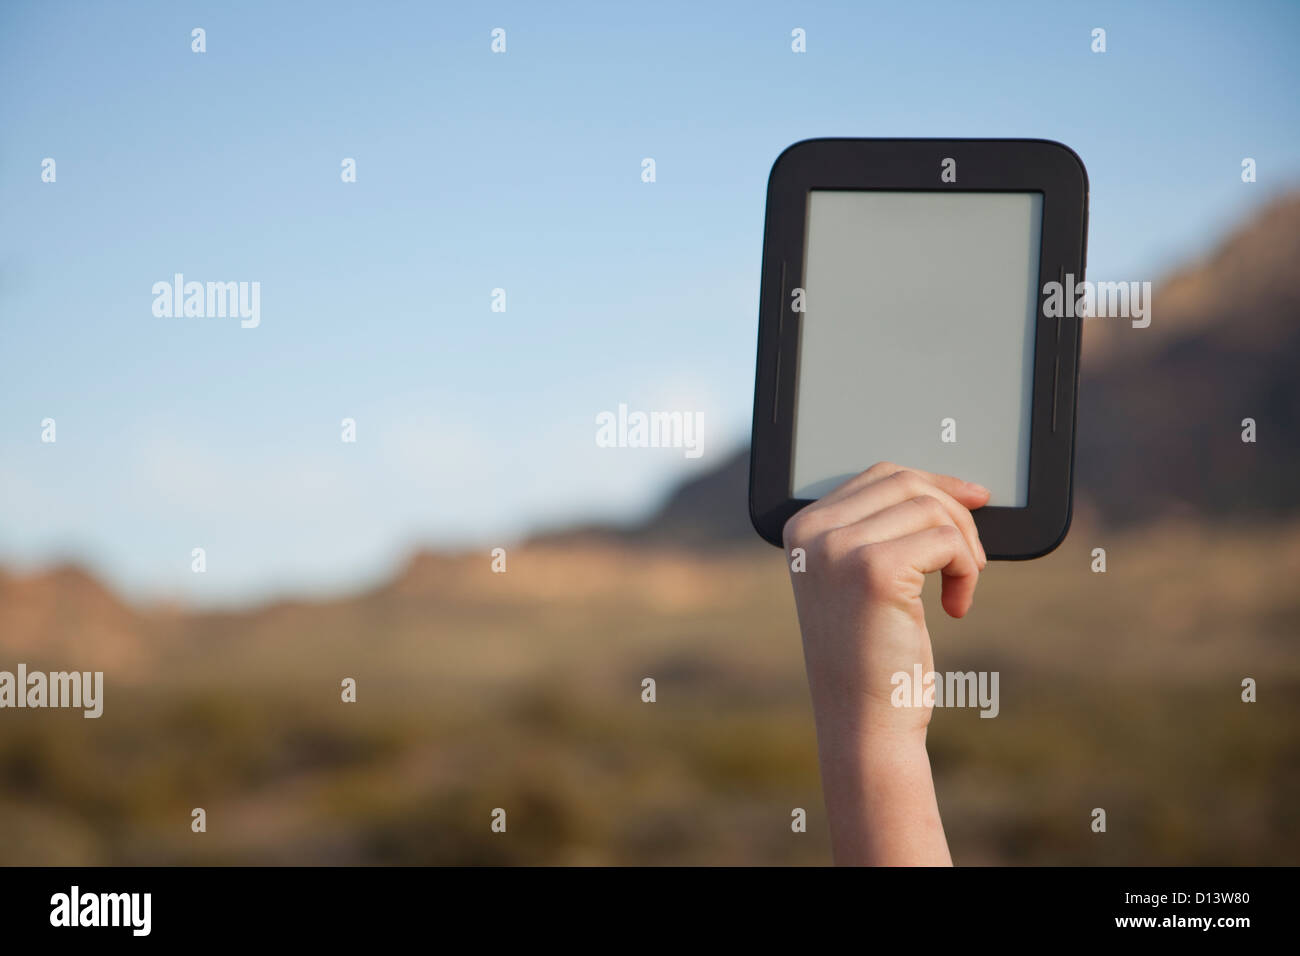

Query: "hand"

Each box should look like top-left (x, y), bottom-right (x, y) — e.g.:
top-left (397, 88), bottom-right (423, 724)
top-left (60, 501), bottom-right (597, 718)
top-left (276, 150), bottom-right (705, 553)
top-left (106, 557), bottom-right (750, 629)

top-left (783, 462), bottom-right (991, 864)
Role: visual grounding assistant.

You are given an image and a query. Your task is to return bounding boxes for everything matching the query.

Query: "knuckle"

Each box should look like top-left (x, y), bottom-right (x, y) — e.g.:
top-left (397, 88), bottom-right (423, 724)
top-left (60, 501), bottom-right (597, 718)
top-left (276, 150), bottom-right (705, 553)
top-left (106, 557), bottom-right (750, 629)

top-left (851, 541), bottom-right (895, 583)
top-left (821, 525), bottom-right (858, 560)
top-left (909, 494), bottom-right (946, 520)
top-left (782, 511), bottom-right (812, 549)
top-left (887, 468), bottom-right (921, 490)
top-left (937, 523), bottom-right (965, 547)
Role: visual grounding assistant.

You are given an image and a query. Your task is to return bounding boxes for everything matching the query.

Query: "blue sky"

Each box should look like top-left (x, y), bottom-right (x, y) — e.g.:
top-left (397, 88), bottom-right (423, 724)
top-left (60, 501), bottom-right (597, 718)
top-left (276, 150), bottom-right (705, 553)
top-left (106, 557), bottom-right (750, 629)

top-left (2, 0), bottom-right (1298, 605)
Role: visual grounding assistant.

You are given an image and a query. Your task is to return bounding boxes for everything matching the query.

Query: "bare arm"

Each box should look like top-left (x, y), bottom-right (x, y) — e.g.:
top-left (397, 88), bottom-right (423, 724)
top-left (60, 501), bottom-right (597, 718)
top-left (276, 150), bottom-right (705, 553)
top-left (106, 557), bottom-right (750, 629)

top-left (783, 462), bottom-right (990, 865)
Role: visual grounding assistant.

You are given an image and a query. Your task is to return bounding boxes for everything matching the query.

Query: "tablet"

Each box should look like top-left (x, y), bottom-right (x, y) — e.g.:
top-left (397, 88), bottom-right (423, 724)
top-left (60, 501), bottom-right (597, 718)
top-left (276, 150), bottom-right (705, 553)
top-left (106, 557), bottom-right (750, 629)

top-left (748, 139), bottom-right (1088, 559)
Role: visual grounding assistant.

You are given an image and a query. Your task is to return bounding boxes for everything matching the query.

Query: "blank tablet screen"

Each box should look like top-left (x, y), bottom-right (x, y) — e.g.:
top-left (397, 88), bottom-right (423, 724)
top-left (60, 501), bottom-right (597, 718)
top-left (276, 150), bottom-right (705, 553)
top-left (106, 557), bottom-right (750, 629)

top-left (791, 190), bottom-right (1043, 506)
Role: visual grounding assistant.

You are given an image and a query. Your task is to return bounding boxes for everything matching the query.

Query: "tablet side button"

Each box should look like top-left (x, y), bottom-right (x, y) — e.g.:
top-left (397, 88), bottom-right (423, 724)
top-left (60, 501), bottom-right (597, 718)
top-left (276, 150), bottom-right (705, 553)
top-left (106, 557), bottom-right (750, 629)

top-left (1051, 355), bottom-right (1060, 432)
top-left (1056, 265), bottom-right (1064, 345)
top-left (777, 260), bottom-right (787, 336)
top-left (772, 353), bottom-right (781, 422)
top-left (774, 259), bottom-right (788, 422)
top-left (1051, 265), bottom-right (1063, 431)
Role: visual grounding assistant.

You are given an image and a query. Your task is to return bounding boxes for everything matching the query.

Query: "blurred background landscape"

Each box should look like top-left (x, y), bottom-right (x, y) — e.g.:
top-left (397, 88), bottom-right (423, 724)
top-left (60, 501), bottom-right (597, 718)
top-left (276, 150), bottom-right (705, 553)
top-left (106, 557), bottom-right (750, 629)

top-left (1, 1), bottom-right (1298, 865)
top-left (2, 195), bottom-right (1297, 865)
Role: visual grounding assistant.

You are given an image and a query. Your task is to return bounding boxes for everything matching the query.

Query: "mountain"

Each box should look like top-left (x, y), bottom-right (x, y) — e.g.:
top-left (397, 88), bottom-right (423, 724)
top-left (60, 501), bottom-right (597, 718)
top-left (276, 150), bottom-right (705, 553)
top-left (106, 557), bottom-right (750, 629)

top-left (536, 192), bottom-right (1300, 544)
top-left (526, 447), bottom-right (756, 549)
top-left (1075, 193), bottom-right (1300, 524)
top-left (0, 564), bottom-right (155, 672)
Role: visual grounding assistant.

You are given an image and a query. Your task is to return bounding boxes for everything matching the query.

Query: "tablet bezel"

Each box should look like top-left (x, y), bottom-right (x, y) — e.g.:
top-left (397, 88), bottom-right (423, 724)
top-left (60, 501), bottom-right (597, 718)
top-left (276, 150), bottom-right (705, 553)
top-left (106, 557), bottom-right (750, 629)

top-left (749, 138), bottom-right (1089, 559)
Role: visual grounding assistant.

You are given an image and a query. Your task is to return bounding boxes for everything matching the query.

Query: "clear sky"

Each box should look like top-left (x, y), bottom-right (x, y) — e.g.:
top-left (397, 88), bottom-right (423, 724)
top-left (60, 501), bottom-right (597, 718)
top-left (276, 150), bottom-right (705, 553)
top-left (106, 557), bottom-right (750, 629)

top-left (2, 0), bottom-right (1298, 606)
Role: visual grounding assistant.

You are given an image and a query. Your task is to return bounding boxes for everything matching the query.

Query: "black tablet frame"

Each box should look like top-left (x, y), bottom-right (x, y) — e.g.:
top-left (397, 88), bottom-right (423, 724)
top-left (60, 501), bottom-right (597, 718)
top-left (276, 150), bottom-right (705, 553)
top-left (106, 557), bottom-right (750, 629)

top-left (748, 138), bottom-right (1089, 559)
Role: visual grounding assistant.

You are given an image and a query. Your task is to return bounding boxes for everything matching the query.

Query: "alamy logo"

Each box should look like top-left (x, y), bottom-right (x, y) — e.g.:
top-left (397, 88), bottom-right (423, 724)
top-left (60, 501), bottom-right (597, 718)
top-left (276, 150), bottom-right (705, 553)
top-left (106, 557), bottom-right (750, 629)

top-left (1042, 273), bottom-right (1152, 328)
top-left (595, 403), bottom-right (703, 459)
top-left (152, 273), bottom-right (261, 328)
top-left (0, 664), bottom-right (103, 718)
top-left (50, 886), bottom-right (151, 936)
top-left (891, 665), bottom-right (1000, 718)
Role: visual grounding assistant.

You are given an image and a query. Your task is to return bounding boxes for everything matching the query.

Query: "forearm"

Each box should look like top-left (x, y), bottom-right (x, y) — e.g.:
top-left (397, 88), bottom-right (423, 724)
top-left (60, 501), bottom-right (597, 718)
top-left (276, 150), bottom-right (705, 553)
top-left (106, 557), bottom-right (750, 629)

top-left (784, 463), bottom-right (987, 867)
top-left (816, 729), bottom-right (952, 866)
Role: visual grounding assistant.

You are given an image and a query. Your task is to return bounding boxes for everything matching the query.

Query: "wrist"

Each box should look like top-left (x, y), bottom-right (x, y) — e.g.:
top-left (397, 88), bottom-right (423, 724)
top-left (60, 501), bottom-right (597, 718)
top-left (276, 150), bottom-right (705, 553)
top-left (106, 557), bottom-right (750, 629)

top-left (815, 729), bottom-right (949, 866)
top-left (819, 725), bottom-right (930, 780)
top-left (811, 700), bottom-right (931, 766)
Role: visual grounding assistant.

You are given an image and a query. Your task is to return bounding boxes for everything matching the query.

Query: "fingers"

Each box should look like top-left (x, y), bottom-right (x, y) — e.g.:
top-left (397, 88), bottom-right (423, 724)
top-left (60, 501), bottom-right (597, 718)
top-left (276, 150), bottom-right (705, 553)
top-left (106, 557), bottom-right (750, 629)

top-left (869, 524), bottom-right (981, 619)
top-left (780, 462), bottom-right (989, 620)
top-left (824, 494), bottom-right (962, 553)
top-left (818, 461), bottom-right (990, 511)
top-left (796, 467), bottom-right (988, 568)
